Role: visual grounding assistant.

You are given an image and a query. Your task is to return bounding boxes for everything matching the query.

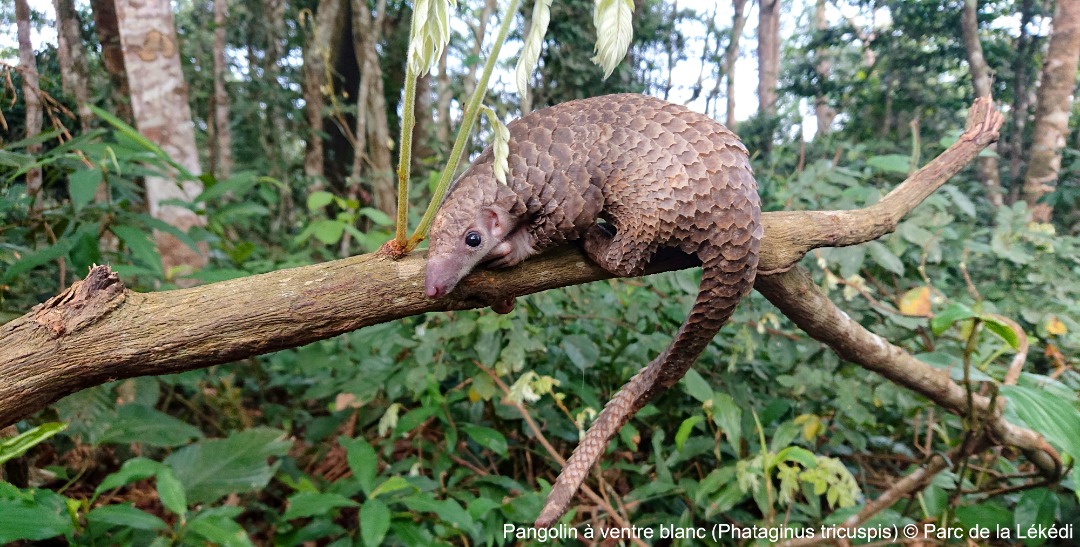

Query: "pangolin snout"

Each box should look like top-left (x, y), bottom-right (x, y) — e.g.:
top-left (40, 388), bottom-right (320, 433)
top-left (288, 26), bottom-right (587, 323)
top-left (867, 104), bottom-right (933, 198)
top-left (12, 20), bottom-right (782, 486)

top-left (424, 256), bottom-right (459, 299)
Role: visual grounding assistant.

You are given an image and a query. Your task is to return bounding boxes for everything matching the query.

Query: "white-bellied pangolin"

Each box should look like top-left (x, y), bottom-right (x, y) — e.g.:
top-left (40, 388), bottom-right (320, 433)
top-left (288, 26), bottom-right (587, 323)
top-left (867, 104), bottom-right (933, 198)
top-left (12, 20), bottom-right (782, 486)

top-left (424, 93), bottom-right (762, 527)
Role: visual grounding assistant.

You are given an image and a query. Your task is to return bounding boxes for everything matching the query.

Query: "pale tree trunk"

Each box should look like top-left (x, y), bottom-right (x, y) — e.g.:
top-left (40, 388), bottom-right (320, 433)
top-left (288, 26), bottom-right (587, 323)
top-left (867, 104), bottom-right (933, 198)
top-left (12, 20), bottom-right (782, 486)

top-left (1008, 0), bottom-right (1034, 203)
top-left (757, 0), bottom-right (780, 116)
top-left (813, 0), bottom-right (836, 135)
top-left (724, 0), bottom-right (748, 129)
top-left (114, 0), bottom-right (208, 275)
top-left (90, 0), bottom-right (133, 124)
top-left (412, 72), bottom-right (435, 170)
top-left (1022, 0), bottom-right (1080, 221)
top-left (54, 0), bottom-right (94, 132)
top-left (961, 0), bottom-right (1003, 207)
top-left (347, 0), bottom-right (395, 227)
top-left (15, 0), bottom-right (43, 209)
top-left (301, 0), bottom-right (347, 187)
top-left (210, 0), bottom-right (234, 179)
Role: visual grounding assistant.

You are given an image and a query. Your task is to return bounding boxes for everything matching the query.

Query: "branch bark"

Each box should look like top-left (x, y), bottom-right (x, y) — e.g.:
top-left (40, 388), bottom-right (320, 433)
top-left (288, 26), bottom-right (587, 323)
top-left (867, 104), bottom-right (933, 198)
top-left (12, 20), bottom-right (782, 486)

top-left (0, 99), bottom-right (1059, 492)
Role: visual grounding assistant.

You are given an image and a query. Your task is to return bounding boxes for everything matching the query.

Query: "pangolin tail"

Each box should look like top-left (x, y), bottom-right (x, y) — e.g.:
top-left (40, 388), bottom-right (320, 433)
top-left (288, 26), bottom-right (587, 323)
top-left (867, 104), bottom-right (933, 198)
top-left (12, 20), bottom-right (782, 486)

top-left (534, 243), bottom-right (758, 528)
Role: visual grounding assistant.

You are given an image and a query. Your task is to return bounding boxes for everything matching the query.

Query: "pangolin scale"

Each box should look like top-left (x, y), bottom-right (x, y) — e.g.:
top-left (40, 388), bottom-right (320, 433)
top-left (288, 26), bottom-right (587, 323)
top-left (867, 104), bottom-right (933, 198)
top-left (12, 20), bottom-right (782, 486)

top-left (424, 93), bottom-right (762, 527)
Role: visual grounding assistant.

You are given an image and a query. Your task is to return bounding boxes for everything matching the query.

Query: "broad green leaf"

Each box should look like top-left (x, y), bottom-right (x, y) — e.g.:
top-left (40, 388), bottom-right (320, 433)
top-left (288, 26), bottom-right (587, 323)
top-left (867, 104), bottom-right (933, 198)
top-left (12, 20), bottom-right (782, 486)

top-left (675, 415), bottom-right (704, 451)
top-left (400, 495), bottom-right (475, 531)
top-left (358, 207), bottom-right (393, 226)
top-left (156, 466), bottom-right (187, 516)
top-left (0, 238), bottom-right (75, 285)
top-left (712, 392), bottom-right (742, 450)
top-left (96, 404), bottom-right (203, 447)
top-left (164, 428), bottom-right (291, 505)
top-left (306, 191), bottom-right (334, 211)
top-left (866, 241), bottom-right (904, 275)
top-left (0, 498), bottom-right (74, 543)
top-left (310, 219), bottom-right (345, 245)
top-left (361, 498), bottom-right (392, 546)
top-left (931, 303), bottom-right (976, 335)
top-left (95, 457), bottom-right (163, 496)
top-left (866, 154), bottom-right (911, 174)
top-left (1014, 489), bottom-right (1058, 547)
top-left (681, 368), bottom-right (713, 403)
top-left (461, 425), bottom-right (508, 457)
top-left (981, 316), bottom-right (1021, 349)
top-left (775, 446), bottom-right (817, 468)
top-left (1001, 386), bottom-right (1080, 467)
top-left (69, 169), bottom-right (102, 211)
top-left (111, 225), bottom-right (163, 275)
top-left (0, 422), bottom-right (67, 465)
top-left (562, 335), bottom-right (600, 371)
top-left (342, 436), bottom-right (379, 495)
top-left (370, 476), bottom-right (417, 498)
top-left (186, 512), bottom-right (254, 547)
top-left (197, 171), bottom-right (260, 203)
top-left (86, 504), bottom-right (167, 531)
top-left (284, 492), bottom-right (359, 520)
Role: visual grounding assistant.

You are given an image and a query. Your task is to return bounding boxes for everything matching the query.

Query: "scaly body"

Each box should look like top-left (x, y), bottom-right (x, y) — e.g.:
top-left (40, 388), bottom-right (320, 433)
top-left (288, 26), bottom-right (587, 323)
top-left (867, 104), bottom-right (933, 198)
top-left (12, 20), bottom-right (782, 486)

top-left (424, 93), bottom-right (762, 526)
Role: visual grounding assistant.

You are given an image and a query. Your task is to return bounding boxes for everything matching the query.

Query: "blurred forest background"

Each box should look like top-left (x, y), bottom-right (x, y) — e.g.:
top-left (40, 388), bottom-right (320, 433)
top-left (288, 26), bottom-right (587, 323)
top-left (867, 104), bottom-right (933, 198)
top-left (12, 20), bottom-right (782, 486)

top-left (1, 0), bottom-right (1079, 544)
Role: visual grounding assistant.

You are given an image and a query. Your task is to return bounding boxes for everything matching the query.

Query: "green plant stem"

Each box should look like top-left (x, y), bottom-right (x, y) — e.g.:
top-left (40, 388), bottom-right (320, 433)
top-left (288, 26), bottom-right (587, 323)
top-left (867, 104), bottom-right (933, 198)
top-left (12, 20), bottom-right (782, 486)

top-left (394, 67), bottom-right (419, 246)
top-left (407, 0), bottom-right (522, 250)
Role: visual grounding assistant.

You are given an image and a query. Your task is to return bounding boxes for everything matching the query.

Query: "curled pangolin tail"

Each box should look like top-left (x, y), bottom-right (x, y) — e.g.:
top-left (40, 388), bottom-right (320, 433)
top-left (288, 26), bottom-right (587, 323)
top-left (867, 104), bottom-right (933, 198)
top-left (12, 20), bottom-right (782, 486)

top-left (534, 246), bottom-right (758, 528)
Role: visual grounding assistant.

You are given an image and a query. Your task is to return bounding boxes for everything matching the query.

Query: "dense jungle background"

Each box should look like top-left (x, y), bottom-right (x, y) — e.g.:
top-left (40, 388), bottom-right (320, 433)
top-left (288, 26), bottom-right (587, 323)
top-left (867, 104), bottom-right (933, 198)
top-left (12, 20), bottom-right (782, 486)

top-left (2, 0), bottom-right (1080, 544)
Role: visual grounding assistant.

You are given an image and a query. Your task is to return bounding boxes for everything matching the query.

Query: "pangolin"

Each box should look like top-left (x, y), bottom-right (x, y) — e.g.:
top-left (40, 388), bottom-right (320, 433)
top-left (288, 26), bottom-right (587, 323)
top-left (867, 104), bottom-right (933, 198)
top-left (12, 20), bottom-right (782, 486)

top-left (424, 93), bottom-right (762, 527)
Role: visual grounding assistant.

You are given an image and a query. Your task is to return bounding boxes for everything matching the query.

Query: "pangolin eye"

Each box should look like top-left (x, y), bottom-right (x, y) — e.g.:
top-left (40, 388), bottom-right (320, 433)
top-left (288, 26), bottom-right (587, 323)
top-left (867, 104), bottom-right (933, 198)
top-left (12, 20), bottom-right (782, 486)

top-left (464, 231), bottom-right (482, 248)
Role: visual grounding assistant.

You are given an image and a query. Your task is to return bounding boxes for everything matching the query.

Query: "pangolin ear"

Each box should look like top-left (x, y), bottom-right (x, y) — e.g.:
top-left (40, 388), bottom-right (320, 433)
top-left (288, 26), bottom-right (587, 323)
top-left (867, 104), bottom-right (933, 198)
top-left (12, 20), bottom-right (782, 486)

top-left (481, 206), bottom-right (513, 239)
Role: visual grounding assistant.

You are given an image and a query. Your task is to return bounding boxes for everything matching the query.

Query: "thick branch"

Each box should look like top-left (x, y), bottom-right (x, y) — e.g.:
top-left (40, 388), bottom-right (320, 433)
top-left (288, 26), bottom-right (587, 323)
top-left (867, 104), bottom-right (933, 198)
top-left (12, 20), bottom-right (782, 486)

top-left (0, 98), bottom-right (1013, 440)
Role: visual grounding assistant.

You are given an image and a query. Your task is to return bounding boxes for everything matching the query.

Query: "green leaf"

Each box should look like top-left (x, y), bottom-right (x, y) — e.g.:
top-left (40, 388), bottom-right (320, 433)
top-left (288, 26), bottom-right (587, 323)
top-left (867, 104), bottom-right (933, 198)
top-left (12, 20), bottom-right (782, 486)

top-left (1001, 386), bottom-right (1080, 469)
top-left (342, 436), bottom-right (379, 495)
top-left (164, 428), bottom-right (291, 505)
top-left (284, 492), bottom-right (360, 520)
top-left (675, 415), bottom-right (704, 451)
top-left (0, 498), bottom-right (74, 543)
top-left (461, 425), bottom-right (508, 457)
top-left (358, 207), bottom-right (393, 226)
top-left (306, 191), bottom-right (335, 211)
top-left (941, 185), bottom-right (976, 217)
top-left (981, 316), bottom-right (1021, 349)
top-left (96, 404), bottom-right (203, 447)
top-left (561, 335), bottom-right (599, 371)
top-left (196, 171), bottom-right (260, 203)
top-left (775, 446), bottom-right (817, 468)
top-left (156, 466), bottom-right (187, 516)
top-left (310, 219), bottom-right (345, 245)
top-left (111, 225), bottom-right (163, 275)
top-left (370, 476), bottom-right (417, 498)
top-left (681, 368), bottom-right (713, 403)
top-left (866, 154), bottom-right (911, 174)
top-left (361, 498), bottom-right (392, 546)
top-left (95, 457), bottom-right (163, 496)
top-left (712, 392), bottom-right (742, 450)
top-left (0, 238), bottom-right (75, 285)
top-left (186, 511), bottom-right (254, 547)
top-left (86, 504), bottom-right (168, 531)
top-left (1014, 489), bottom-right (1058, 547)
top-left (400, 495), bottom-right (475, 531)
top-left (930, 303), bottom-right (976, 335)
top-left (866, 241), bottom-right (904, 275)
top-left (0, 423), bottom-right (67, 465)
top-left (69, 169), bottom-right (102, 211)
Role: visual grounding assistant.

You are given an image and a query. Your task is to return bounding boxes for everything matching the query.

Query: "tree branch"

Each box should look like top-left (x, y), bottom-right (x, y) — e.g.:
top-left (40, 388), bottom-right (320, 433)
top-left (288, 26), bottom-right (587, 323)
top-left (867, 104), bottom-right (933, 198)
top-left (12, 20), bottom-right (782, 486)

top-left (1, 99), bottom-right (1056, 496)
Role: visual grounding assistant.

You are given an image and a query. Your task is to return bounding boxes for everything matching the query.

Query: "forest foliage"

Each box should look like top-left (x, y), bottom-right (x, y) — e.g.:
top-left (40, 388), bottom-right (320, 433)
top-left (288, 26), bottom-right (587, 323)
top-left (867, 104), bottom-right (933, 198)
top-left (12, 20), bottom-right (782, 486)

top-left (1, 0), bottom-right (1080, 544)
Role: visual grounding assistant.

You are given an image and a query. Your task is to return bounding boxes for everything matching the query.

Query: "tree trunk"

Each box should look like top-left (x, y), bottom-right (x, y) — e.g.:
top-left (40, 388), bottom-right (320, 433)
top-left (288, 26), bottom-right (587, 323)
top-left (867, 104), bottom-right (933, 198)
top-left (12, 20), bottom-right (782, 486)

top-left (724, 0), bottom-right (748, 129)
top-left (53, 0), bottom-right (94, 132)
top-left (90, 0), bottom-right (133, 125)
top-left (15, 0), bottom-right (43, 209)
top-left (210, 0), bottom-right (234, 179)
top-left (756, 0), bottom-right (780, 116)
top-left (435, 49), bottom-right (453, 145)
top-left (114, 0), bottom-right (208, 275)
top-left (1007, 0), bottom-right (1035, 204)
top-left (813, 0), bottom-right (836, 136)
top-left (301, 0), bottom-right (347, 187)
top-left (463, 0), bottom-right (496, 101)
top-left (1021, 0), bottom-right (1080, 221)
top-left (961, 0), bottom-right (1003, 208)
